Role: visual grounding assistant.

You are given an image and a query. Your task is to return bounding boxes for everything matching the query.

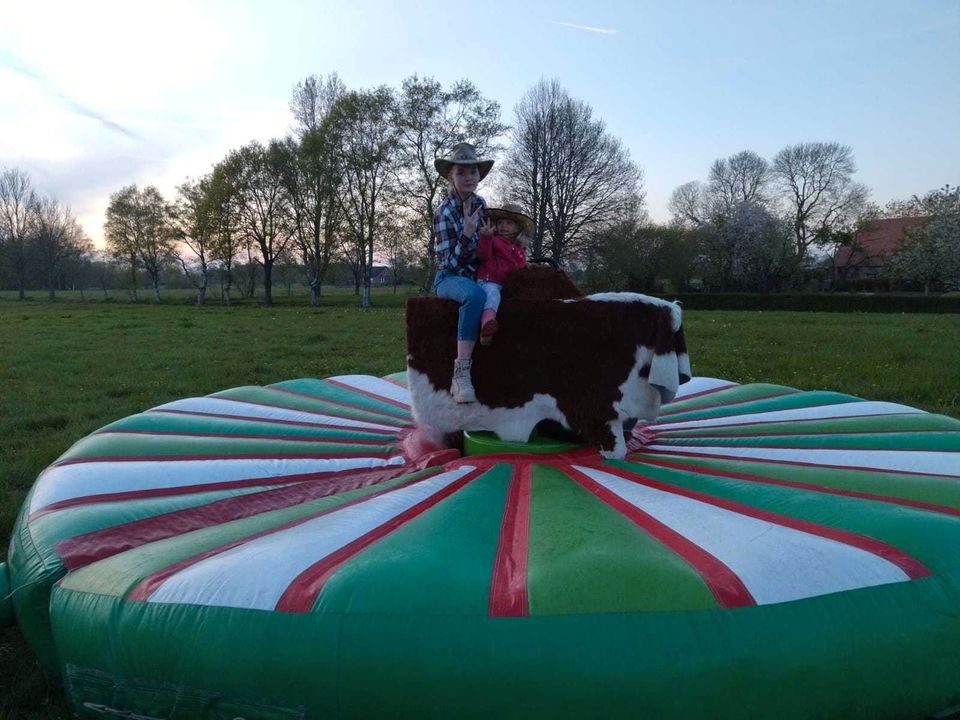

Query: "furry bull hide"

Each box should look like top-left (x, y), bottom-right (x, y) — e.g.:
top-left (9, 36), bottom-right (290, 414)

top-left (406, 267), bottom-right (691, 458)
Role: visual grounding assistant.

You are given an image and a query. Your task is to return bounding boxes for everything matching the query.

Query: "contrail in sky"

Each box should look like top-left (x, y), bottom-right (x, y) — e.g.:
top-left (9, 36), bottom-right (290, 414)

top-left (549, 21), bottom-right (618, 35)
top-left (0, 51), bottom-right (141, 141)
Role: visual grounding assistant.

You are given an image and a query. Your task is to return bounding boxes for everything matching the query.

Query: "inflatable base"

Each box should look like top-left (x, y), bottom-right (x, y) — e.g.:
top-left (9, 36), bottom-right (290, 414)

top-left (7, 373), bottom-right (960, 719)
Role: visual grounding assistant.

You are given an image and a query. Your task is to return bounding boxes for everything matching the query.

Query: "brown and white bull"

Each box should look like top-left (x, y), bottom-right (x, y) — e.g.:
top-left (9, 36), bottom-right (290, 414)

top-left (405, 267), bottom-right (691, 459)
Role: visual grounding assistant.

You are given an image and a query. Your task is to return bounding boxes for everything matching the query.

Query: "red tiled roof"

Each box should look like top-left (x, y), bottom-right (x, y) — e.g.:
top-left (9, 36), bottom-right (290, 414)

top-left (834, 216), bottom-right (928, 268)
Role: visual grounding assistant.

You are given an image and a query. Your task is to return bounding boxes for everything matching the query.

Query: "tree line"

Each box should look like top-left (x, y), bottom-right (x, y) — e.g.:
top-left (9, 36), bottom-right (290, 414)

top-left (2, 75), bottom-right (956, 302)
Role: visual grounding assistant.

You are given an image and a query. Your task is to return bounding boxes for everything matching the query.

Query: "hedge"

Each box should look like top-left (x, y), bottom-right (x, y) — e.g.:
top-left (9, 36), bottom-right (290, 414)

top-left (665, 293), bottom-right (960, 313)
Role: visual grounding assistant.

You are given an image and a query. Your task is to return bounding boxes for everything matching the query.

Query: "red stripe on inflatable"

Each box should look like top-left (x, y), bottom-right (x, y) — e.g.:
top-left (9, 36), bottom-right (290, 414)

top-left (488, 463), bottom-right (532, 617)
top-left (148, 408), bottom-right (398, 436)
top-left (563, 465), bottom-right (755, 608)
top-left (633, 455), bottom-right (960, 519)
top-left (653, 439), bottom-right (957, 452)
top-left (590, 463), bottom-right (932, 580)
top-left (325, 378), bottom-right (411, 411)
top-left (640, 448), bottom-right (960, 479)
top-left (91, 429), bottom-right (393, 445)
top-left (274, 467), bottom-right (486, 613)
top-left (664, 382), bottom-right (738, 405)
top-left (267, 386), bottom-right (412, 424)
top-left (52, 451), bottom-right (400, 467)
top-left (657, 390), bottom-right (796, 418)
top-left (381, 375), bottom-right (409, 389)
top-left (126, 469), bottom-right (452, 603)
top-left (56, 464), bottom-right (432, 569)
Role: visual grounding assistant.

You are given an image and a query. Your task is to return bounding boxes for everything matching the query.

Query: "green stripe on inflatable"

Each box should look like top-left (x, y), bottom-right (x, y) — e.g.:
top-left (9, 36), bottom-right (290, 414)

top-left (211, 386), bottom-right (407, 425)
top-left (662, 390), bottom-right (861, 423)
top-left (663, 383), bottom-right (799, 413)
top-left (315, 464), bottom-right (510, 615)
top-left (661, 412), bottom-right (960, 438)
top-left (637, 453), bottom-right (960, 509)
top-left (56, 433), bottom-right (398, 461)
top-left (271, 378), bottom-right (410, 417)
top-left (58, 468), bottom-right (442, 599)
top-left (607, 459), bottom-right (960, 572)
top-left (101, 411), bottom-right (397, 440)
top-left (0, 562), bottom-right (12, 627)
top-left (527, 464), bottom-right (717, 614)
top-left (50, 572), bottom-right (960, 718)
top-left (654, 430), bottom-right (960, 451)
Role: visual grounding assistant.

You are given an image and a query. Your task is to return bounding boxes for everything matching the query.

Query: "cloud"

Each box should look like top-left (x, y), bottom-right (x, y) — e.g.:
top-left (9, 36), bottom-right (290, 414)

top-left (549, 20), bottom-right (618, 35)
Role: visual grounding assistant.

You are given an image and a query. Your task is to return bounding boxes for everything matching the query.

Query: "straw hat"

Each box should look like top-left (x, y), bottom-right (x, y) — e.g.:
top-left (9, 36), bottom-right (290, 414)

top-left (434, 142), bottom-right (494, 180)
top-left (488, 203), bottom-right (534, 236)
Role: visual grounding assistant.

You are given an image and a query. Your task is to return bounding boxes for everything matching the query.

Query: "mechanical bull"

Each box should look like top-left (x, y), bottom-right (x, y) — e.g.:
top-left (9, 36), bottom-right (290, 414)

top-left (405, 267), bottom-right (691, 459)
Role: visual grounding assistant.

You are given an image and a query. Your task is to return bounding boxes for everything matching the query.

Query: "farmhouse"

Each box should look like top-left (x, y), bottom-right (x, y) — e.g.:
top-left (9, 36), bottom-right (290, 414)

top-left (833, 216), bottom-right (927, 281)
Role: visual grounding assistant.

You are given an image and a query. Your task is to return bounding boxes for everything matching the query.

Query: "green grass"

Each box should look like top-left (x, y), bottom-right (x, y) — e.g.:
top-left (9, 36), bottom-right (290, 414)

top-left (1, 296), bottom-right (958, 717)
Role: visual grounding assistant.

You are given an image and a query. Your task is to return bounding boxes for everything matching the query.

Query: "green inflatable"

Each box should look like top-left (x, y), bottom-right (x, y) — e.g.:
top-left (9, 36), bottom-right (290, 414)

top-left (6, 373), bottom-right (960, 718)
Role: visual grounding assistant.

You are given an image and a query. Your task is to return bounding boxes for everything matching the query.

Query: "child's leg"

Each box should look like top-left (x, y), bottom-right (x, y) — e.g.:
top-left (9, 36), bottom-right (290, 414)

top-left (478, 282), bottom-right (501, 345)
top-left (435, 274), bottom-right (485, 402)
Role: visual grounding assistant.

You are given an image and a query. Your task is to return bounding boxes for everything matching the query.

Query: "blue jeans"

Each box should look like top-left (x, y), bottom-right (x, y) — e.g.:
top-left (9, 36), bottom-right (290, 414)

top-left (434, 270), bottom-right (485, 341)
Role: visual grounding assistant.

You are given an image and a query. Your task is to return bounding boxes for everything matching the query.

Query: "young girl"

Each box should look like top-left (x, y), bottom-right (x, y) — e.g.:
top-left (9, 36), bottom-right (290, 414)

top-left (432, 143), bottom-right (494, 403)
top-left (476, 203), bottom-right (532, 345)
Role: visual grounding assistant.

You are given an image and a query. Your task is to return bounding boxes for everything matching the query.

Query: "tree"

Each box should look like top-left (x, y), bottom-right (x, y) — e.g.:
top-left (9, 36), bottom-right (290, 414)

top-left (329, 87), bottom-right (398, 308)
top-left (206, 164), bottom-right (243, 304)
top-left (290, 73), bottom-right (345, 138)
top-left (104, 185), bottom-right (171, 302)
top-left (391, 75), bottom-right (506, 286)
top-left (887, 185), bottom-right (960, 294)
top-left (0, 167), bottom-right (37, 300)
top-left (772, 142), bottom-right (869, 268)
top-left (219, 141), bottom-right (295, 307)
top-left (30, 195), bottom-right (87, 300)
top-left (707, 150), bottom-right (771, 215)
top-left (169, 176), bottom-right (218, 305)
top-left (501, 79), bottom-right (645, 265)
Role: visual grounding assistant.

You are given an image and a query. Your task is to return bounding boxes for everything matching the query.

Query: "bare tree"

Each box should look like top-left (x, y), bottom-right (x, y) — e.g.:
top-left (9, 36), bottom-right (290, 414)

top-left (391, 75), bottom-right (506, 285)
top-left (329, 87), bottom-right (398, 308)
top-left (31, 195), bottom-right (87, 300)
top-left (169, 176), bottom-right (217, 305)
top-left (772, 142), bottom-right (869, 267)
top-left (708, 150), bottom-right (771, 215)
top-left (0, 167), bottom-right (38, 300)
top-left (501, 79), bottom-right (644, 264)
top-left (104, 185), bottom-right (171, 302)
top-left (668, 181), bottom-right (709, 227)
top-left (218, 141), bottom-right (295, 307)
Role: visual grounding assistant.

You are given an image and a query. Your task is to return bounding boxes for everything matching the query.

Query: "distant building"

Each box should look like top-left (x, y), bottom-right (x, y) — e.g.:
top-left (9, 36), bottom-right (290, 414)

top-left (833, 216), bottom-right (927, 281)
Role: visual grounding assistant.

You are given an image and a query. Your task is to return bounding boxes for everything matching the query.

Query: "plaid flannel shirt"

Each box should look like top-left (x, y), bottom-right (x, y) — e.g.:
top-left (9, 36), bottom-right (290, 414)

top-left (433, 192), bottom-right (487, 278)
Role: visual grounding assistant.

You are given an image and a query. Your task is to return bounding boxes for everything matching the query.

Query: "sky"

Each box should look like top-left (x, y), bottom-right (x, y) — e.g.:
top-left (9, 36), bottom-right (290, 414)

top-left (1, 0), bottom-right (958, 248)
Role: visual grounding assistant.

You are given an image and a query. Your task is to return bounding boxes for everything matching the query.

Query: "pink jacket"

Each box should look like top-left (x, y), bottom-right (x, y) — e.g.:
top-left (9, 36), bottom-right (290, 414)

top-left (476, 234), bottom-right (527, 284)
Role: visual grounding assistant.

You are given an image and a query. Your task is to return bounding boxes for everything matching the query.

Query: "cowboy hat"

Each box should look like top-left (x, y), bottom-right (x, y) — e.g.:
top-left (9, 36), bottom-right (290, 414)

top-left (488, 203), bottom-right (534, 236)
top-left (434, 142), bottom-right (494, 180)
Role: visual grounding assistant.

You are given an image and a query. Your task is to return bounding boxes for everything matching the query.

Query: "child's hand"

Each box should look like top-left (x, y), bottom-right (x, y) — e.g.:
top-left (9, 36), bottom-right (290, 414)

top-left (479, 219), bottom-right (493, 236)
top-left (463, 202), bottom-right (482, 238)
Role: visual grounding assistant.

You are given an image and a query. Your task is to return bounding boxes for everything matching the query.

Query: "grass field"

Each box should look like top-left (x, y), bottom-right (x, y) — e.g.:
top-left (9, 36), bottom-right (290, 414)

top-left (1, 291), bottom-right (959, 717)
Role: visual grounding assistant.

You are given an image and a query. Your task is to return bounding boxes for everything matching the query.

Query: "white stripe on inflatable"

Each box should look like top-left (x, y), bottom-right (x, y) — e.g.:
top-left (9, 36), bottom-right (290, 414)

top-left (146, 465), bottom-right (478, 610)
top-left (654, 401), bottom-right (927, 431)
top-left (669, 377), bottom-right (737, 401)
top-left (29, 455), bottom-right (407, 515)
top-left (149, 397), bottom-right (399, 431)
top-left (645, 444), bottom-right (960, 477)
top-left (328, 375), bottom-right (412, 406)
top-left (574, 465), bottom-right (910, 605)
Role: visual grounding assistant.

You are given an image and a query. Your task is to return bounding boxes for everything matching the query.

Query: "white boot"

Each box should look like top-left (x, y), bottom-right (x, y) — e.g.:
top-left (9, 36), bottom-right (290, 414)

top-left (451, 358), bottom-right (477, 403)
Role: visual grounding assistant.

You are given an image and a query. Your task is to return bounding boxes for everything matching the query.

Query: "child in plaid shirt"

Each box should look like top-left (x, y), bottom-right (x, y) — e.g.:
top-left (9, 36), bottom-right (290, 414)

top-left (432, 143), bottom-right (493, 403)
